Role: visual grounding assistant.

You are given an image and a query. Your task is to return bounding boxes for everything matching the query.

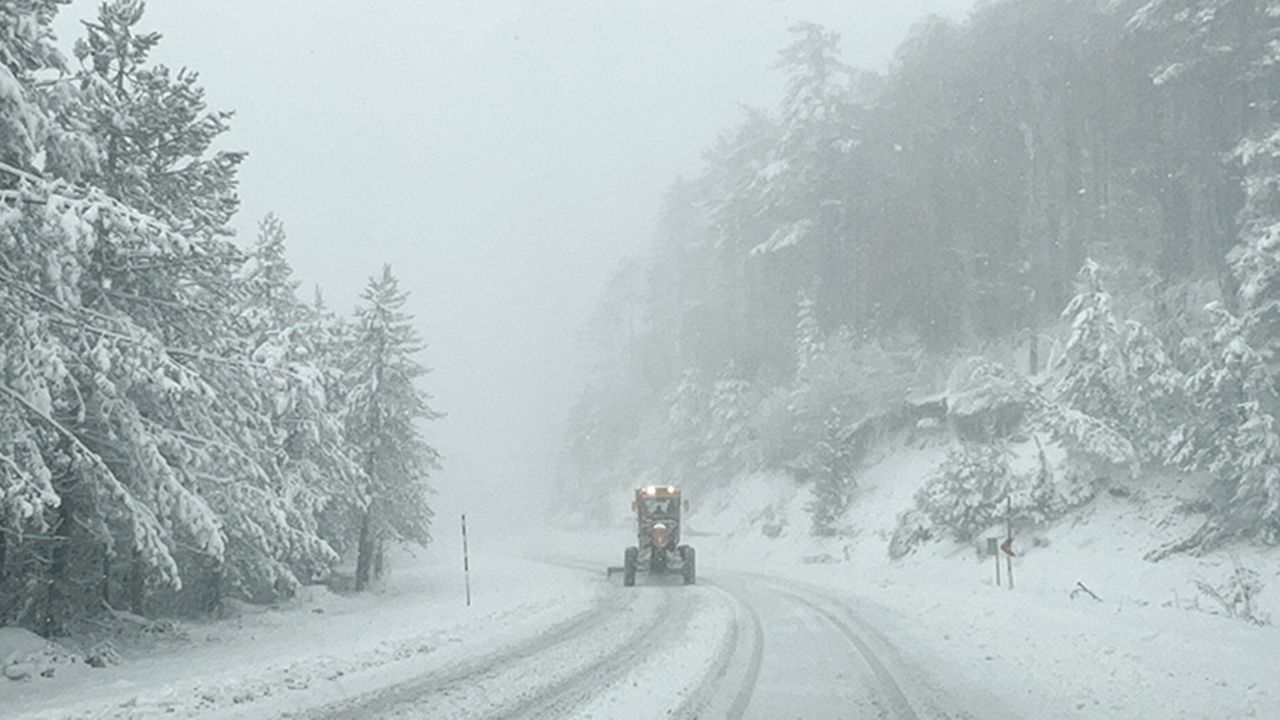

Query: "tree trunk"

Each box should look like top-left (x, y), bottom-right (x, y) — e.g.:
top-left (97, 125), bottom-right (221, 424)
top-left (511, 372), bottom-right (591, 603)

top-left (101, 543), bottom-right (110, 608)
top-left (45, 497), bottom-right (73, 637)
top-left (128, 548), bottom-right (146, 616)
top-left (1028, 327), bottom-right (1039, 376)
top-left (203, 558), bottom-right (223, 615)
top-left (355, 509), bottom-right (372, 592)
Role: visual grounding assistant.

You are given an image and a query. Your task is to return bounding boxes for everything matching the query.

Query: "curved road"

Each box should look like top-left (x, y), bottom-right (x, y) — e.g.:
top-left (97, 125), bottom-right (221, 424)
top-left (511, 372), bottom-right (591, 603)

top-left (292, 561), bottom-right (997, 719)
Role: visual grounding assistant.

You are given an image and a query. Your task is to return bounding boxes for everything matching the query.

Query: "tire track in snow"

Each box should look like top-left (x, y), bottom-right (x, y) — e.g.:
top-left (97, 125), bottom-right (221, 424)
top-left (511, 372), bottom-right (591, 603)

top-left (296, 578), bottom-right (677, 719)
top-left (671, 578), bottom-right (765, 719)
top-left (500, 585), bottom-right (706, 719)
top-left (531, 558), bottom-right (765, 719)
top-left (737, 571), bottom-right (1001, 719)
top-left (774, 588), bottom-right (918, 719)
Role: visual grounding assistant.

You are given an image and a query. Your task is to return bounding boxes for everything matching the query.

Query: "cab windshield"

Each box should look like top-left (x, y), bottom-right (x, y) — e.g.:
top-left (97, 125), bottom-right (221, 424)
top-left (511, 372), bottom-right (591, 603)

top-left (642, 497), bottom-right (678, 517)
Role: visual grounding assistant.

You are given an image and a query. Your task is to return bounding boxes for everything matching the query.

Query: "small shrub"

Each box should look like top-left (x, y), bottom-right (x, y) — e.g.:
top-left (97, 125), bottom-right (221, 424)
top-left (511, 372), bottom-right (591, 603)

top-left (913, 444), bottom-right (1012, 543)
top-left (888, 509), bottom-right (932, 559)
top-left (1194, 558), bottom-right (1269, 626)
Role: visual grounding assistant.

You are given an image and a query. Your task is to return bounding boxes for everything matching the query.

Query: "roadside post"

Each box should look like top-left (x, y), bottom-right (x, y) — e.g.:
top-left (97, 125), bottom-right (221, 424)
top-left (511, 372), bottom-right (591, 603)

top-left (987, 537), bottom-right (1000, 586)
top-left (1002, 497), bottom-right (1015, 590)
top-left (462, 514), bottom-right (471, 607)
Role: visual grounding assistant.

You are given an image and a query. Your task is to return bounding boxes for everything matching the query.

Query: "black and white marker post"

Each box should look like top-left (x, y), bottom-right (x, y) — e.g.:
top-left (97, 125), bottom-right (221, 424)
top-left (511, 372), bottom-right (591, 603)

top-left (462, 514), bottom-right (471, 607)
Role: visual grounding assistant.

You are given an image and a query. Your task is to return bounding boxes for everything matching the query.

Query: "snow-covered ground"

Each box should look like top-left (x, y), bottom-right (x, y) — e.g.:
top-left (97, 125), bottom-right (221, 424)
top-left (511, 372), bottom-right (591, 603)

top-left (3, 449), bottom-right (1278, 718)
top-left (685, 453), bottom-right (1280, 719)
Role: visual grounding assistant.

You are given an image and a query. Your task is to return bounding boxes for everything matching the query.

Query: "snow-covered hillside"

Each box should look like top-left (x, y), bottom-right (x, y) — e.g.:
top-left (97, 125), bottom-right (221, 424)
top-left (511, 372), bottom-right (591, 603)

top-left (695, 448), bottom-right (1280, 716)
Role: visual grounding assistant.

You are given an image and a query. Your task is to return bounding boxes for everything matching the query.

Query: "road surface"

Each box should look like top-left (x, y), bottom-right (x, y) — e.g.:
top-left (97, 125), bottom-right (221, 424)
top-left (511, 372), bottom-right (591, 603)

top-left (290, 560), bottom-right (1004, 719)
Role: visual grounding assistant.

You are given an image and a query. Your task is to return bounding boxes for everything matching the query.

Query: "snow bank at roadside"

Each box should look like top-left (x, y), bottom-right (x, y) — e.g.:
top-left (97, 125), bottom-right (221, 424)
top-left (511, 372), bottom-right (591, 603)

top-left (0, 551), bottom-right (599, 720)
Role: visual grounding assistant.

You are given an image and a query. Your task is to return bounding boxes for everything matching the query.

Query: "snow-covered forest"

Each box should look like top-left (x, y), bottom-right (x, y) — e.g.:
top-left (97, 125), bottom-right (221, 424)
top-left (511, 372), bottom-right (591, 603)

top-left (0, 0), bottom-right (439, 635)
top-left (563, 0), bottom-right (1280, 557)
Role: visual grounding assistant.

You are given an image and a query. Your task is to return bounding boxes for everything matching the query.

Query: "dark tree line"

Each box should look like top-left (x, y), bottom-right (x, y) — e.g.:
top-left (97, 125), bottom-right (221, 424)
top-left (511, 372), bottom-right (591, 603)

top-left (0, 1), bottom-right (439, 636)
top-left (564, 0), bottom-right (1280, 550)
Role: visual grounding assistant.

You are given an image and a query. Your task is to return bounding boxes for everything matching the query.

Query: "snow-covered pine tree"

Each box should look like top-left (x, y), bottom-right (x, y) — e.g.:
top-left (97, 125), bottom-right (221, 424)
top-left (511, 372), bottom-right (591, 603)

top-left (234, 215), bottom-right (360, 588)
top-left (751, 21), bottom-right (854, 259)
top-left (305, 288), bottom-right (367, 558)
top-left (661, 367), bottom-right (720, 489)
top-left (1157, 303), bottom-right (1280, 555)
top-left (64, 0), bottom-right (246, 348)
top-left (700, 362), bottom-right (758, 480)
top-left (1146, 3), bottom-right (1280, 552)
top-left (0, 0), bottom-right (66, 584)
top-left (71, 0), bottom-right (243, 239)
top-left (1120, 318), bottom-right (1186, 462)
top-left (241, 214), bottom-right (303, 330)
top-left (1054, 259), bottom-right (1182, 465)
top-left (55, 1), bottom-right (348, 607)
top-left (1159, 142), bottom-right (1280, 550)
top-left (913, 443), bottom-right (1011, 543)
top-left (345, 265), bottom-right (440, 591)
top-left (0, 0), bottom-right (66, 176)
top-left (1055, 259), bottom-right (1127, 420)
top-left (0, 0), bottom-right (185, 631)
top-left (803, 408), bottom-right (856, 536)
top-left (794, 288), bottom-right (823, 373)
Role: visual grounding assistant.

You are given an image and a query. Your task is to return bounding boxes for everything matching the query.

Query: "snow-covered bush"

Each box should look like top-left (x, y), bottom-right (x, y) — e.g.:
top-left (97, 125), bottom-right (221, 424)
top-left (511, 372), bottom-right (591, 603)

top-left (888, 509), bottom-right (933, 560)
top-left (1035, 403), bottom-right (1137, 505)
top-left (901, 433), bottom-right (1079, 554)
top-left (913, 444), bottom-right (1015, 543)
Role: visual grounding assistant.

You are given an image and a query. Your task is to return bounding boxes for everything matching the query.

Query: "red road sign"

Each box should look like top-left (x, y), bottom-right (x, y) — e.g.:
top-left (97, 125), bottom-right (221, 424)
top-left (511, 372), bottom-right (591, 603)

top-left (1000, 537), bottom-right (1015, 556)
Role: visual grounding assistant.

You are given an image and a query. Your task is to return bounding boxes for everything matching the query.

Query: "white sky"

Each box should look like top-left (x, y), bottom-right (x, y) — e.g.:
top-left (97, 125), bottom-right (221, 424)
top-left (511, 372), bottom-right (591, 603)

top-left (52, 0), bottom-right (975, 535)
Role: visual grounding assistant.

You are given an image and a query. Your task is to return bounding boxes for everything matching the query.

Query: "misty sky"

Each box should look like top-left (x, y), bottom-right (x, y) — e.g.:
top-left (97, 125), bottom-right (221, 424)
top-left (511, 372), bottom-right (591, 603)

top-left (52, 0), bottom-right (975, 533)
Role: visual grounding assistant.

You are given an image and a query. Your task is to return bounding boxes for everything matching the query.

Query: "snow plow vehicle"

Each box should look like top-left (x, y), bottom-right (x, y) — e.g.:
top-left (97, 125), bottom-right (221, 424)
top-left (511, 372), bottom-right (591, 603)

top-left (620, 484), bottom-right (695, 587)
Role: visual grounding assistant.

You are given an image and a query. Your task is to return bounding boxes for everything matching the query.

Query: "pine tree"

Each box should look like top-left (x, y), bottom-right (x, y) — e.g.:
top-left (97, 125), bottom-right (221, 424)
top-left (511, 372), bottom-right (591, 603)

top-left (804, 409), bottom-right (856, 536)
top-left (1156, 303), bottom-right (1280, 555)
top-left (701, 363), bottom-right (758, 478)
top-left (0, 0), bottom-right (66, 176)
top-left (1055, 259), bottom-right (1184, 464)
top-left (794, 288), bottom-right (823, 373)
top-left (65, 0), bottom-right (246, 348)
top-left (661, 368), bottom-right (711, 488)
top-left (345, 265), bottom-right (440, 591)
top-left (234, 215), bottom-right (360, 588)
top-left (71, 0), bottom-right (243, 238)
top-left (1055, 259), bottom-right (1126, 419)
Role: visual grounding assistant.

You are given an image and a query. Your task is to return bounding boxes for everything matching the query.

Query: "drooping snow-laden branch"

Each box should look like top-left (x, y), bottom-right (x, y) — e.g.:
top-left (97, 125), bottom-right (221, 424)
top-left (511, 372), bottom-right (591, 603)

top-left (0, 266), bottom-right (306, 378)
top-left (0, 161), bottom-right (192, 248)
top-left (0, 381), bottom-right (182, 587)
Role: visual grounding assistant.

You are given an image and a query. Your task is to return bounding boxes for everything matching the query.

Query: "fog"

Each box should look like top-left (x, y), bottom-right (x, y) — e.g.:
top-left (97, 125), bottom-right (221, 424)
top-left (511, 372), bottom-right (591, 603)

top-left (53, 0), bottom-right (975, 536)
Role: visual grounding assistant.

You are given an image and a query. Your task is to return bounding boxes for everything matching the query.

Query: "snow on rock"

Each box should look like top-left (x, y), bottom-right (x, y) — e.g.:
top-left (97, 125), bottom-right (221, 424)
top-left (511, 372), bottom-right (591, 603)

top-left (0, 628), bottom-right (78, 682)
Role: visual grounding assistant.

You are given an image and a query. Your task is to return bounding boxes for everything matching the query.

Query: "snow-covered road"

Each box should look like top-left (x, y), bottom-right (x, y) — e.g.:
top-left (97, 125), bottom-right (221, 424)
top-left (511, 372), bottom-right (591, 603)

top-left (6, 513), bottom-right (1278, 719)
top-left (282, 558), bottom-right (993, 720)
top-left (292, 566), bottom-right (729, 719)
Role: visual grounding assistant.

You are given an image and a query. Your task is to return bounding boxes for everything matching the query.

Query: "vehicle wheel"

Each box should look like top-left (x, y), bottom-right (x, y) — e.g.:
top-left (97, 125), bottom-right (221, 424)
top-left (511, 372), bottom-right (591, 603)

top-left (681, 546), bottom-right (696, 585)
top-left (623, 546), bottom-right (637, 587)
top-left (651, 547), bottom-right (668, 573)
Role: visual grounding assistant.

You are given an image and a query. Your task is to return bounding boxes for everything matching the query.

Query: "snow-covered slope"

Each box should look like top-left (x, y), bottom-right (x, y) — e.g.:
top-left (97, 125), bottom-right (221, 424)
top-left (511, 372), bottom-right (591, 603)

top-left (682, 446), bottom-right (1280, 718)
